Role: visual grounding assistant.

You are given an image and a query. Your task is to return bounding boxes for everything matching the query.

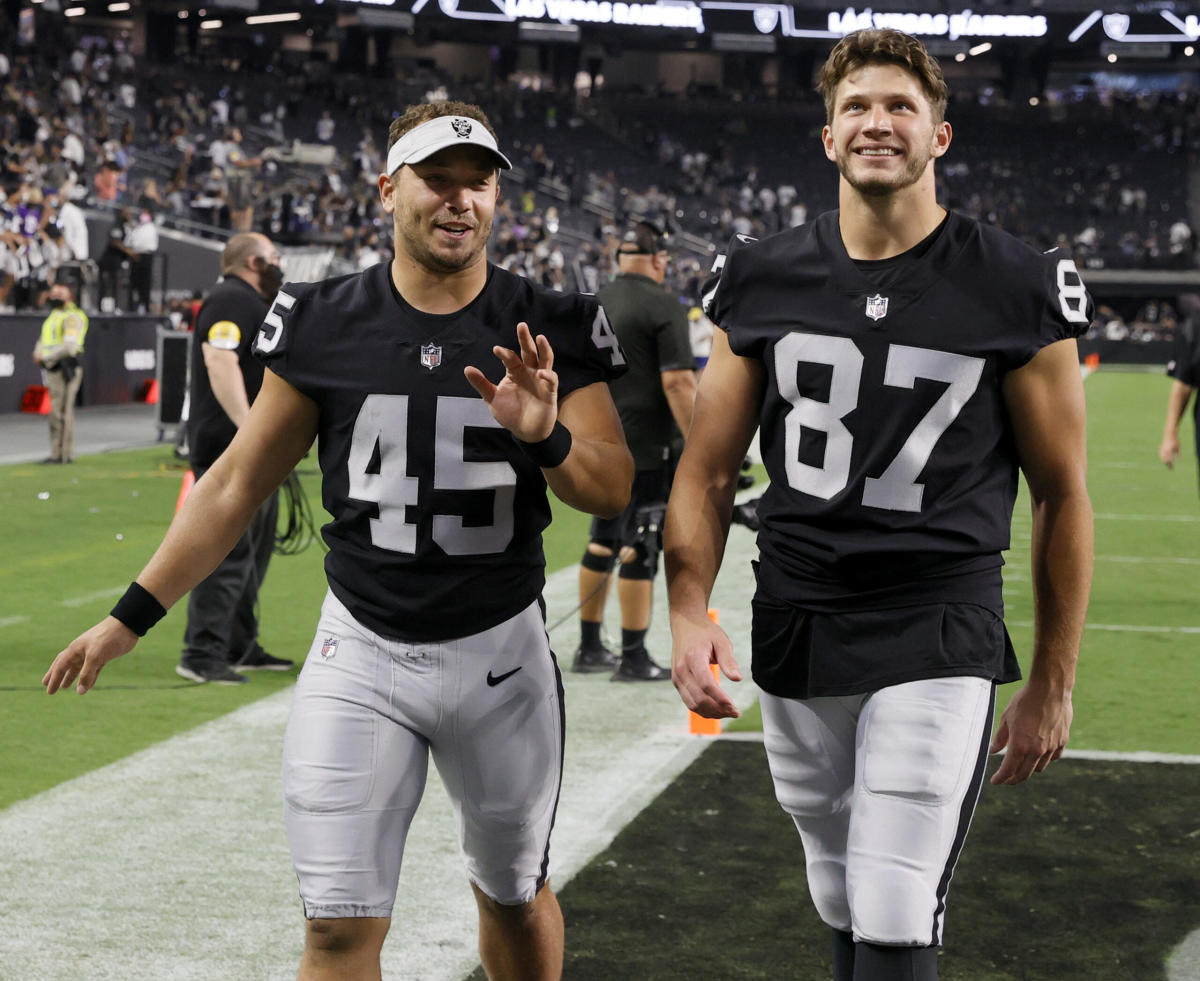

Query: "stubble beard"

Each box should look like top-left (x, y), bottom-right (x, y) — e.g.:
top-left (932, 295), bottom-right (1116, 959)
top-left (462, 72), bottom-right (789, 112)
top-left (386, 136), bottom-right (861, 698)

top-left (395, 208), bottom-right (492, 274)
top-left (838, 145), bottom-right (931, 198)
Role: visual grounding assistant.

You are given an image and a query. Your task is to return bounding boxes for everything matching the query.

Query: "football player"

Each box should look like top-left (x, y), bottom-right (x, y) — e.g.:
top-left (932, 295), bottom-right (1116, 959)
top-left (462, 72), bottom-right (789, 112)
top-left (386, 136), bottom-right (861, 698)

top-left (43, 101), bottom-right (633, 981)
top-left (665, 30), bottom-right (1093, 981)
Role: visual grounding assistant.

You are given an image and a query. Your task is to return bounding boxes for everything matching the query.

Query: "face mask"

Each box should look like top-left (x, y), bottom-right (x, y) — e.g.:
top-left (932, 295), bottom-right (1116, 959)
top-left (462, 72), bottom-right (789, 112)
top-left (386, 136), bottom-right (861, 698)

top-left (48, 298), bottom-right (65, 309)
top-left (257, 261), bottom-right (284, 298)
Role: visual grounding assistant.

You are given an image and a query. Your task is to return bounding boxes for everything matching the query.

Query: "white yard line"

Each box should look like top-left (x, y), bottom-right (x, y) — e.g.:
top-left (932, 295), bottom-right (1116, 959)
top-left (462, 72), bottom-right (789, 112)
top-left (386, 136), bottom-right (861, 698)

top-left (1009, 620), bottom-right (1200, 635)
top-left (0, 615), bottom-right (31, 629)
top-left (1094, 512), bottom-right (1200, 522)
top-left (59, 586), bottom-right (127, 607)
top-left (0, 530), bottom-right (762, 981)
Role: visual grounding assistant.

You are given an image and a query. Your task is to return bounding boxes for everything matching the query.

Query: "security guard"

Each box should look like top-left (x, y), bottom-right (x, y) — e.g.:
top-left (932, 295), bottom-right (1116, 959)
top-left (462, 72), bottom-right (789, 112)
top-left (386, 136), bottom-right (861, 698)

top-left (575, 221), bottom-right (698, 680)
top-left (177, 232), bottom-right (293, 684)
top-left (33, 282), bottom-right (89, 464)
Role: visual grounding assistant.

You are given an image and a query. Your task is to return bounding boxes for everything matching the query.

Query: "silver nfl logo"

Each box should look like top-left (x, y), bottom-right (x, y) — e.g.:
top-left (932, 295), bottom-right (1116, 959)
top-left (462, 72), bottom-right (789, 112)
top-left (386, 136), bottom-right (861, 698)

top-left (319, 636), bottom-right (338, 660)
top-left (865, 294), bottom-right (889, 321)
top-left (421, 342), bottom-right (442, 370)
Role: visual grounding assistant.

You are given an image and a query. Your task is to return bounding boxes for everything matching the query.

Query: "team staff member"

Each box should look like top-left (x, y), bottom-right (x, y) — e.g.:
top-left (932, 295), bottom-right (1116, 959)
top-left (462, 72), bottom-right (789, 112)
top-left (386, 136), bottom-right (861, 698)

top-left (33, 282), bottom-right (88, 464)
top-left (44, 101), bottom-right (632, 981)
top-left (1159, 293), bottom-right (1200, 487)
top-left (575, 221), bottom-right (697, 681)
top-left (665, 30), bottom-right (1093, 981)
top-left (177, 232), bottom-right (293, 685)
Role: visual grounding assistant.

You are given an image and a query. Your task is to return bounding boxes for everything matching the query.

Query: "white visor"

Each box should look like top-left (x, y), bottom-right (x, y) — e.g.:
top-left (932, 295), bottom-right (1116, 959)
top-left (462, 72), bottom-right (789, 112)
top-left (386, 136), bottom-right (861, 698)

top-left (386, 116), bottom-right (512, 175)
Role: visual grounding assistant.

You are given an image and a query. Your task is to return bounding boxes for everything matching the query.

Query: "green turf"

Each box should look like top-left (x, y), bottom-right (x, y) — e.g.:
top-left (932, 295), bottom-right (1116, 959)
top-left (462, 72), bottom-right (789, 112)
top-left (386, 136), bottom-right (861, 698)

top-left (0, 446), bottom-right (596, 809)
top-left (533, 741), bottom-right (1200, 981)
top-left (2, 368), bottom-right (1197, 809)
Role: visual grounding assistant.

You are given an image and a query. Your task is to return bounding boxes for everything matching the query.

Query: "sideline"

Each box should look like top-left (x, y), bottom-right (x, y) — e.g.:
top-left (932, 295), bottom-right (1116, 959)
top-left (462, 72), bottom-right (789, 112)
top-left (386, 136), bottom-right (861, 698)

top-left (0, 530), bottom-right (761, 981)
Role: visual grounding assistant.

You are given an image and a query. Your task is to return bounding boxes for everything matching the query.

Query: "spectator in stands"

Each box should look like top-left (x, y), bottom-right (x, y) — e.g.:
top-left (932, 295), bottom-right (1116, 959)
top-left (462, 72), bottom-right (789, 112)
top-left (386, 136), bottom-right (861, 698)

top-left (97, 208), bottom-right (137, 311)
top-left (50, 188), bottom-right (89, 264)
top-left (93, 159), bottom-right (121, 202)
top-left (127, 208), bottom-right (159, 313)
top-left (223, 128), bottom-right (262, 233)
top-left (32, 282), bottom-right (88, 464)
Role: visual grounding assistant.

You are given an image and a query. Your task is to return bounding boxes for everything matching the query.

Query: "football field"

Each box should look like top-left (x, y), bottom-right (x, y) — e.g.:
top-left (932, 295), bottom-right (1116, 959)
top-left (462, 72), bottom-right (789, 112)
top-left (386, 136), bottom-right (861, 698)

top-left (1, 367), bottom-right (1197, 980)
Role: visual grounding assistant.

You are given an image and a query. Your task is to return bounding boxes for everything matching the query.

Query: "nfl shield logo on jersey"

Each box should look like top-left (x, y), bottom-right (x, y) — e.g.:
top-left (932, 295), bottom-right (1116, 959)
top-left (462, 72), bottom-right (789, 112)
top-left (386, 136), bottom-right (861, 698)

top-left (319, 636), bottom-right (338, 660)
top-left (865, 294), bottom-right (889, 321)
top-left (421, 342), bottom-right (442, 370)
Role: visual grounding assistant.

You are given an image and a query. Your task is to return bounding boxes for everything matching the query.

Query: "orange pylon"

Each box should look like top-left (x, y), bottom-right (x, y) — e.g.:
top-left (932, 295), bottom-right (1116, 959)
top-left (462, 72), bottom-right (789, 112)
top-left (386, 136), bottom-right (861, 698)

top-left (689, 608), bottom-right (724, 736)
top-left (175, 469), bottom-right (195, 513)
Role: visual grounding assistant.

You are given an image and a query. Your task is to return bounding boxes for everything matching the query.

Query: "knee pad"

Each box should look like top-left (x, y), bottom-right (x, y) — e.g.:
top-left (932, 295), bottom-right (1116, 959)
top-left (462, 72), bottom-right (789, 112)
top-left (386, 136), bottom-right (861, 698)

top-left (617, 541), bottom-right (655, 580)
top-left (581, 545), bottom-right (615, 574)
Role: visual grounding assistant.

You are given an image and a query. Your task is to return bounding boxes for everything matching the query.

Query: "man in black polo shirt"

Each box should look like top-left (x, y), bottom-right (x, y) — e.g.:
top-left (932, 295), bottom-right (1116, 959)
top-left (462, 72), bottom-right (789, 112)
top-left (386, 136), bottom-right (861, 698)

top-left (177, 232), bottom-right (293, 684)
top-left (575, 222), bottom-right (697, 680)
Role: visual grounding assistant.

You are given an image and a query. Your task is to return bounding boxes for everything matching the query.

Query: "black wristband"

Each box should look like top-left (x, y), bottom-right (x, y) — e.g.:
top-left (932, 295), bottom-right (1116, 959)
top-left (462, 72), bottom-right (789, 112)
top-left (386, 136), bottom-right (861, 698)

top-left (110, 581), bottom-right (167, 637)
top-left (516, 420), bottom-right (573, 469)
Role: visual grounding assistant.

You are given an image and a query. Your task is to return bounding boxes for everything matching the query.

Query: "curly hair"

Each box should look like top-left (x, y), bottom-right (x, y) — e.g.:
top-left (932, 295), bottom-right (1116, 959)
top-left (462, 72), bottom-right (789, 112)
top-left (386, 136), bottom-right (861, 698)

top-left (817, 29), bottom-right (948, 126)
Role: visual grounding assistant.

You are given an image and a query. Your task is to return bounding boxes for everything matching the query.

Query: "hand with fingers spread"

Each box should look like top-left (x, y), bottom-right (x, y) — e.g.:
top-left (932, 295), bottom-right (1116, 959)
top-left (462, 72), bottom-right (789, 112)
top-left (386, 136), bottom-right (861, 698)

top-left (670, 610), bottom-right (742, 719)
top-left (43, 618), bottom-right (139, 695)
top-left (989, 676), bottom-right (1073, 785)
top-left (464, 322), bottom-right (558, 442)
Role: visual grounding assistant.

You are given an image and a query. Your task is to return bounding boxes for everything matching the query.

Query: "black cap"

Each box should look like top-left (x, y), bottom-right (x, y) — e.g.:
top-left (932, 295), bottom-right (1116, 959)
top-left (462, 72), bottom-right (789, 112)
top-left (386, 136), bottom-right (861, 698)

top-left (618, 221), bottom-right (670, 256)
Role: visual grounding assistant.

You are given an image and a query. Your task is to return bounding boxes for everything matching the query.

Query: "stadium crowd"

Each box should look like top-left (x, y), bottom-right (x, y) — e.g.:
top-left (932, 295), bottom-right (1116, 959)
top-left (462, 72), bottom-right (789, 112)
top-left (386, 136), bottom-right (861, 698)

top-left (0, 24), bottom-right (1196, 318)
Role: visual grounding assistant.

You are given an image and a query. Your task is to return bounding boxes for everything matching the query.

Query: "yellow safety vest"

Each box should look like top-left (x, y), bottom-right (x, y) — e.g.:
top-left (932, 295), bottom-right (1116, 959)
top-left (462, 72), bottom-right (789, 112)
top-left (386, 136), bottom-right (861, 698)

top-left (39, 304), bottom-right (89, 353)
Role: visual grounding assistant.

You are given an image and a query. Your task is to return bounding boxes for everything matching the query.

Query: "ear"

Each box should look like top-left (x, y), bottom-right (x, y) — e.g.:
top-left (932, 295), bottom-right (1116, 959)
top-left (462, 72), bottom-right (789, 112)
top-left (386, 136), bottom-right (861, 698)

top-left (821, 124), bottom-right (836, 163)
top-left (378, 172), bottom-right (397, 214)
top-left (930, 120), bottom-right (952, 159)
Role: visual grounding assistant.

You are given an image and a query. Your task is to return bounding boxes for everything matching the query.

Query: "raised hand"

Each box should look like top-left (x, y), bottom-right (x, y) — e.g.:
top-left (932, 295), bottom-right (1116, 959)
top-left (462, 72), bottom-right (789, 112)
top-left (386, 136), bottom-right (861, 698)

top-left (464, 322), bottom-right (558, 442)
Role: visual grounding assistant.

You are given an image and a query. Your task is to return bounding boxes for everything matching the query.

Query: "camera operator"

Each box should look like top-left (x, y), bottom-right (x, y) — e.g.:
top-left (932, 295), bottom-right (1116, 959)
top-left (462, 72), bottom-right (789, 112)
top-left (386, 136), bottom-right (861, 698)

top-left (575, 222), bottom-right (697, 680)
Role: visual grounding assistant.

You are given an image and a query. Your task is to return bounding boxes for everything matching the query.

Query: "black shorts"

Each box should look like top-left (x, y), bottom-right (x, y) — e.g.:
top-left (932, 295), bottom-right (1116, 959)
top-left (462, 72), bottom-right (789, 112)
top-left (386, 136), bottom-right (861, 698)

top-left (589, 468), bottom-right (669, 548)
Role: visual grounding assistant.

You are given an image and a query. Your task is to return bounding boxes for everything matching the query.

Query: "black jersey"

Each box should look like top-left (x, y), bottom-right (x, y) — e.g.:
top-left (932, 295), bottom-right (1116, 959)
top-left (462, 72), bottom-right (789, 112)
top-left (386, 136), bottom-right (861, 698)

top-left (597, 272), bottom-right (694, 470)
top-left (255, 262), bottom-right (627, 643)
top-left (1167, 312), bottom-right (1200, 457)
top-left (705, 210), bottom-right (1092, 614)
top-left (188, 275), bottom-right (269, 469)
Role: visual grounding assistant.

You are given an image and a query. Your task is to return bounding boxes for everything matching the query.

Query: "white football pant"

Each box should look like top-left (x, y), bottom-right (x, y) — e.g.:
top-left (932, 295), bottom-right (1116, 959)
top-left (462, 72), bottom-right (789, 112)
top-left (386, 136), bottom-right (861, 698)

top-left (760, 676), bottom-right (995, 947)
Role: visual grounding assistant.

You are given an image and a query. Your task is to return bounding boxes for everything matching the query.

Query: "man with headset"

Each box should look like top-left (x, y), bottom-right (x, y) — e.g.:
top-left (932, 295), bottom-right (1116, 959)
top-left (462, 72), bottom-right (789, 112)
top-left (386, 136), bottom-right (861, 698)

top-left (176, 232), bottom-right (294, 684)
top-left (575, 221), bottom-right (697, 680)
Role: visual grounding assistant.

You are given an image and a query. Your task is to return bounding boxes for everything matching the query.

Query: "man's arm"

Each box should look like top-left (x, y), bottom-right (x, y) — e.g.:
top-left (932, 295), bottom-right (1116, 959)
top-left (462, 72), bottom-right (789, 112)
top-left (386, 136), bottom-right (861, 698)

top-left (43, 369), bottom-right (318, 694)
top-left (664, 328), bottom-right (764, 719)
top-left (1159, 378), bottom-right (1195, 469)
top-left (465, 321), bottom-right (633, 519)
top-left (992, 338), bottom-right (1093, 785)
top-left (202, 343), bottom-right (252, 429)
top-left (660, 367), bottom-right (697, 439)
top-left (33, 312), bottom-right (86, 366)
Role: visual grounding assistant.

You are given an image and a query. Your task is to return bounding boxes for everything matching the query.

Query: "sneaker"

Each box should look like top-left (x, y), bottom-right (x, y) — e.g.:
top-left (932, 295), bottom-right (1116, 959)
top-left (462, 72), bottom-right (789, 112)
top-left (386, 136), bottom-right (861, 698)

top-left (235, 649), bottom-right (295, 672)
top-left (611, 648), bottom-right (671, 682)
top-left (572, 644), bottom-right (619, 674)
top-left (175, 662), bottom-right (248, 685)
top-left (731, 497), bottom-right (761, 532)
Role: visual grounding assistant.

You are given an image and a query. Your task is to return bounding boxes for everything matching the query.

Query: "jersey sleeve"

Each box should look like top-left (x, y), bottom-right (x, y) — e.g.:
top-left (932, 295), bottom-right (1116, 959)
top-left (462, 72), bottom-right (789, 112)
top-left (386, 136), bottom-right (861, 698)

top-left (197, 287), bottom-right (258, 351)
top-left (1032, 248), bottom-right (1093, 354)
top-left (541, 291), bottom-right (628, 399)
top-left (253, 281), bottom-right (318, 397)
top-left (701, 234), bottom-right (758, 355)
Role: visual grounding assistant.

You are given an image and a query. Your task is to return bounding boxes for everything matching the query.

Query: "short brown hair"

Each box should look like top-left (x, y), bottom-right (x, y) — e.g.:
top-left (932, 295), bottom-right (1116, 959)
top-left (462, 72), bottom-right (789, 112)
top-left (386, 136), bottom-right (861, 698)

top-left (386, 101), bottom-right (499, 154)
top-left (817, 29), bottom-right (948, 126)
